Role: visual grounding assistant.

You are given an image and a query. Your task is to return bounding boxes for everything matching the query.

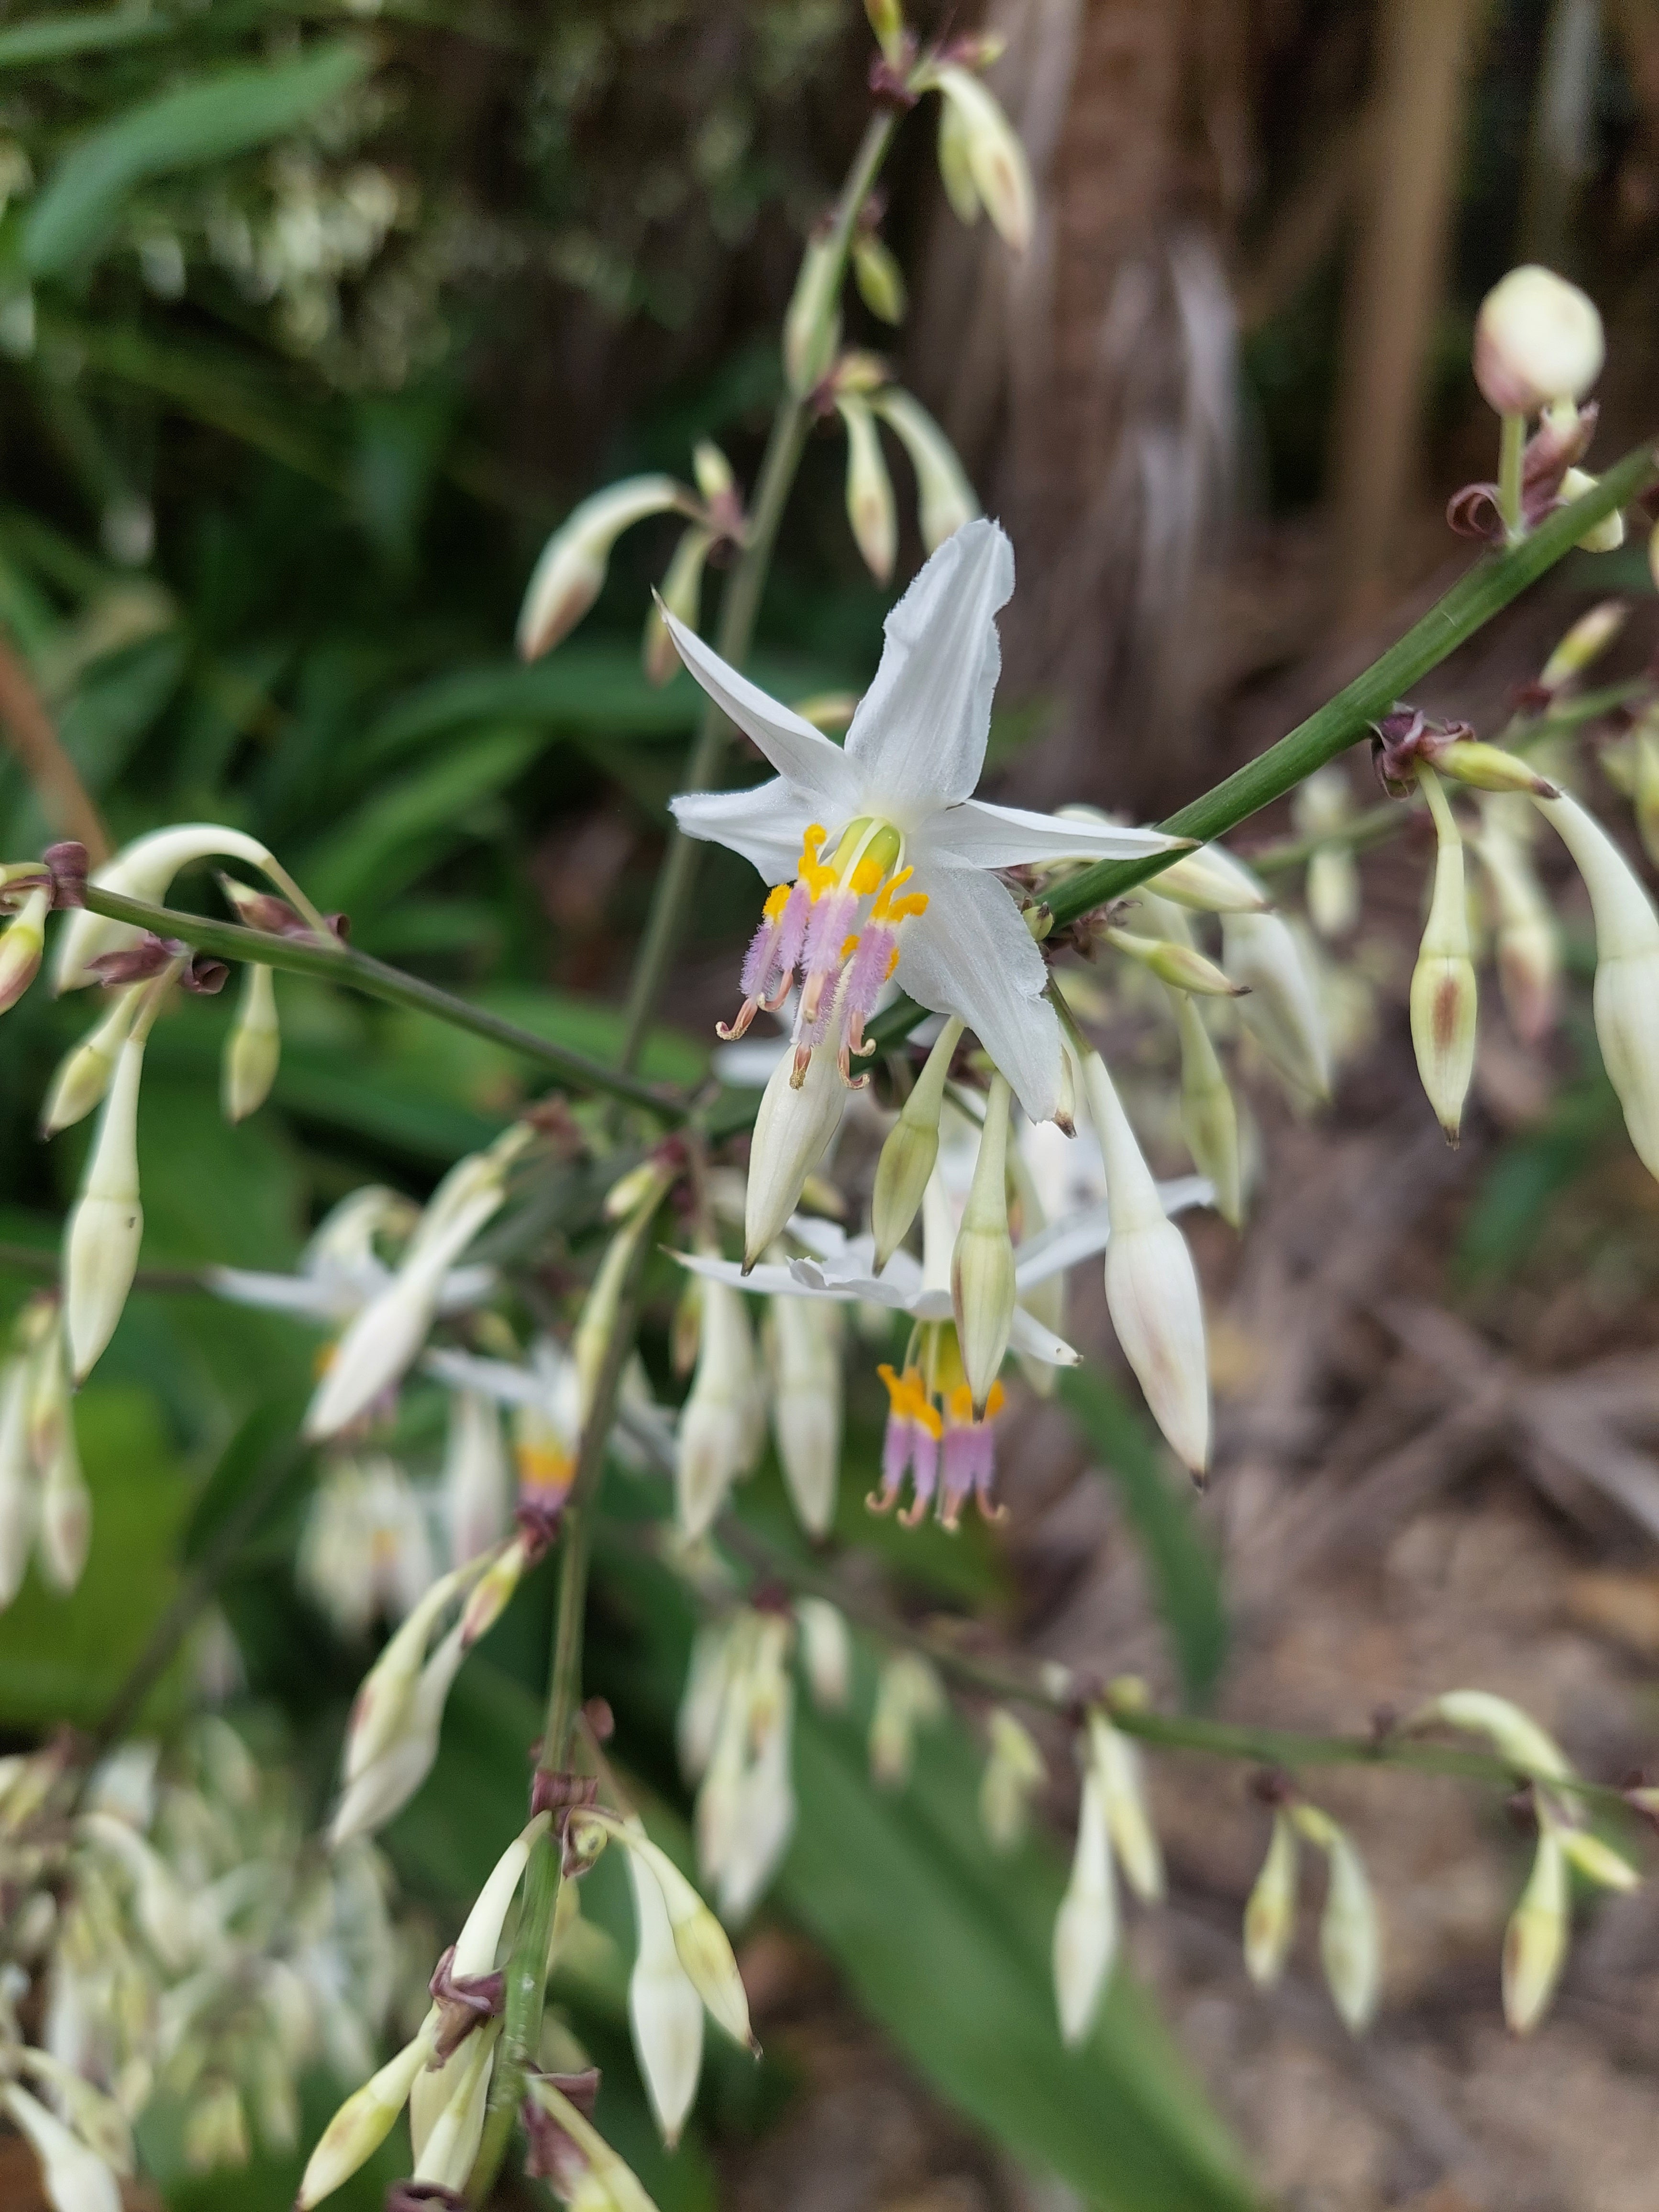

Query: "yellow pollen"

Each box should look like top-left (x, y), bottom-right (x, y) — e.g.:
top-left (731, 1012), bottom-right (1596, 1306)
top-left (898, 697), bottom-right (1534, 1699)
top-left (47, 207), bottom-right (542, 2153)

top-left (851, 857), bottom-right (883, 894)
top-left (948, 1382), bottom-right (974, 1425)
top-left (762, 883), bottom-right (791, 921)
top-left (887, 892), bottom-right (929, 922)
top-left (796, 824), bottom-right (835, 898)
top-left (884, 946), bottom-right (900, 980)
top-left (839, 933), bottom-right (860, 961)
top-left (984, 1380), bottom-right (1007, 1420)
top-left (516, 1442), bottom-right (575, 1495)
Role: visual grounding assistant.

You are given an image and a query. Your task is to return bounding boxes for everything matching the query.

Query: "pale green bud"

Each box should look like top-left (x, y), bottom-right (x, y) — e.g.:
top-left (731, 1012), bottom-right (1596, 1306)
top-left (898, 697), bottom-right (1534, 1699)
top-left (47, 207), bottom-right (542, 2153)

top-left (1291, 1804), bottom-right (1381, 2033)
top-left (871, 388), bottom-right (977, 552)
top-left (1306, 845), bottom-right (1360, 938)
top-left (1088, 1712), bottom-right (1164, 1903)
top-left (794, 1595), bottom-right (851, 1711)
top-left (869, 1651), bottom-right (945, 1789)
top-left (0, 1356), bottom-right (34, 1607)
top-left (0, 884), bottom-right (47, 1013)
top-left (1557, 1825), bottom-right (1639, 1891)
top-left (837, 394), bottom-right (897, 585)
top-left (931, 66), bottom-right (1032, 253)
top-left (1416, 1690), bottom-right (1572, 1781)
top-left (1539, 597), bottom-right (1627, 693)
top-left (14, 2051), bottom-right (132, 2177)
top-left (1475, 817), bottom-right (1560, 1045)
top-left (296, 2017), bottom-right (438, 2207)
top-left (41, 985), bottom-right (142, 1136)
top-left (525, 2073), bottom-right (661, 2212)
top-left (951, 1074), bottom-right (1016, 1414)
top-left (1106, 925), bottom-right (1243, 997)
top-left (221, 961), bottom-right (279, 1122)
top-left (852, 232), bottom-right (906, 324)
top-left (768, 1290), bottom-right (843, 1537)
top-left (1532, 791), bottom-right (1659, 1181)
top-left (1503, 1829), bottom-right (1568, 2034)
top-left (676, 1273), bottom-right (761, 1540)
top-left (1409, 768), bottom-right (1478, 1143)
top-left (1432, 740), bottom-right (1558, 798)
top-left (412, 2018), bottom-right (497, 2188)
top-left (1474, 265), bottom-right (1604, 416)
top-left (1082, 1050), bottom-right (1210, 1476)
top-left (691, 438), bottom-right (735, 508)
top-left (1172, 993), bottom-right (1242, 1228)
top-left (183, 2077), bottom-right (249, 2172)
top-left (1052, 1766), bottom-right (1116, 2046)
top-left (1243, 1810), bottom-right (1299, 1987)
top-left (643, 527), bottom-right (715, 687)
top-left (979, 1707), bottom-right (1045, 1854)
top-left (865, 0), bottom-right (906, 63)
top-left (63, 1033), bottom-right (146, 1382)
top-left (1559, 466), bottom-right (1625, 552)
top-left (517, 476), bottom-right (691, 661)
top-left (625, 1819), bottom-right (704, 2147)
top-left (783, 229), bottom-right (842, 398)
top-left (1154, 844), bottom-right (1270, 914)
top-left (743, 1025), bottom-right (847, 1267)
top-left (1633, 726), bottom-right (1659, 870)
top-left (577, 1813), bottom-right (758, 2052)
top-left (872, 1016), bottom-right (962, 1269)
top-left (36, 1348), bottom-right (88, 1594)
top-left (1222, 908), bottom-right (1331, 1100)
top-left (2, 2081), bottom-right (122, 2212)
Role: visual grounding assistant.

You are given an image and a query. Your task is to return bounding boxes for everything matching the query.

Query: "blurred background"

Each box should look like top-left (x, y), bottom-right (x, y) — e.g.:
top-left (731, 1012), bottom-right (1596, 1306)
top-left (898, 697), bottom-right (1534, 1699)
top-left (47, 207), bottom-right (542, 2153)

top-left (3, 3), bottom-right (1659, 2208)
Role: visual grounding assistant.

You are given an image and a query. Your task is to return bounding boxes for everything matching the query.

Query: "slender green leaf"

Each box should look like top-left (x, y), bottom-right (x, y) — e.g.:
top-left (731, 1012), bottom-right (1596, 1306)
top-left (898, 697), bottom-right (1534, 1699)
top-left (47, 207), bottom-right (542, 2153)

top-left (0, 7), bottom-right (173, 69)
top-left (1060, 1367), bottom-right (1228, 1707)
top-left (25, 40), bottom-right (372, 273)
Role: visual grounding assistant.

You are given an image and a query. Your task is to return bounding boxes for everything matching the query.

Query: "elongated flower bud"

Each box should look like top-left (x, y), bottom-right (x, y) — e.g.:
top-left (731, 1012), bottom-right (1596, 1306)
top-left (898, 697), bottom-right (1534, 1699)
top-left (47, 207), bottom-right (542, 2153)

top-left (0, 884), bottom-right (48, 1014)
top-left (979, 1707), bottom-right (1044, 1854)
top-left (1106, 925), bottom-right (1243, 997)
top-left (783, 228), bottom-right (841, 398)
top-left (63, 1032), bottom-right (146, 1382)
top-left (837, 395), bottom-right (897, 585)
top-left (1171, 993), bottom-right (1242, 1227)
top-left (767, 1290), bottom-right (842, 1537)
top-left (1081, 1050), bottom-right (1210, 1475)
top-left (625, 1827), bottom-right (704, 2147)
top-left (1291, 1805), bottom-right (1381, 2034)
top-left (931, 66), bottom-right (1033, 252)
top-left (1475, 814), bottom-right (1560, 1044)
top-left (42, 986), bottom-right (142, 1138)
top-left (852, 231), bottom-right (906, 323)
top-left (1558, 1825), bottom-right (1639, 1891)
top-left (1089, 1710), bottom-right (1164, 1903)
top-left (1433, 740), bottom-right (1558, 798)
top-left (1409, 766), bottom-right (1478, 1143)
top-left (576, 1814), bottom-right (758, 2051)
top-left (1558, 465), bottom-right (1625, 552)
top-left (37, 1354), bottom-right (89, 1593)
top-left (872, 390), bottom-right (978, 552)
top-left (643, 527), bottom-right (715, 687)
top-left (1243, 1810), bottom-right (1299, 1987)
top-left (1221, 908), bottom-right (1331, 1100)
top-left (1414, 1689), bottom-right (1571, 1781)
top-left (743, 1014), bottom-right (848, 1267)
top-left (1503, 1828), bottom-right (1568, 2034)
top-left (872, 1017), bottom-right (962, 1269)
top-left (1293, 766), bottom-right (1360, 939)
top-left (676, 1273), bottom-right (761, 1540)
top-left (518, 476), bottom-right (690, 661)
top-left (1539, 598), bottom-right (1626, 694)
top-left (1474, 265), bottom-right (1603, 416)
top-left (868, 1652), bottom-right (944, 1789)
top-left (1532, 790), bottom-right (1659, 1180)
top-left (297, 2018), bottom-right (438, 2207)
top-left (951, 1074), bottom-right (1016, 1415)
top-left (2, 2081), bottom-right (121, 2212)
top-left (523, 2073), bottom-right (660, 2212)
top-left (795, 1595), bottom-right (851, 1711)
top-left (1155, 845), bottom-right (1270, 914)
top-left (221, 962), bottom-right (279, 1123)
top-left (1053, 1766), bottom-right (1117, 2047)
top-left (442, 1387), bottom-right (509, 1565)
top-left (1634, 726), bottom-right (1659, 870)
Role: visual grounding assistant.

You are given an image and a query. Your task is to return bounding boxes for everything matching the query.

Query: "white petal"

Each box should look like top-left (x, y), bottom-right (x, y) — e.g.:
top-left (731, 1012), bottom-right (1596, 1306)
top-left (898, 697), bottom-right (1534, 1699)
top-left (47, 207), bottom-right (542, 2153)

top-left (896, 865), bottom-right (1061, 1123)
top-left (662, 611), bottom-right (861, 809)
top-left (922, 799), bottom-right (1187, 872)
top-left (1008, 1305), bottom-right (1080, 1365)
top-left (671, 776), bottom-right (822, 886)
top-left (844, 518), bottom-right (1014, 818)
top-left (1013, 1176), bottom-right (1212, 1286)
top-left (205, 1266), bottom-right (353, 1319)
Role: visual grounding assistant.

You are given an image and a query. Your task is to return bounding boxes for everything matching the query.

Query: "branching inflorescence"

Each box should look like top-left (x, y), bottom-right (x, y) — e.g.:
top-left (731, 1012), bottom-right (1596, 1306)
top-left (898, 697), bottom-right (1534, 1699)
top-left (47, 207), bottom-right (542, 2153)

top-left (3, 9), bottom-right (1659, 2209)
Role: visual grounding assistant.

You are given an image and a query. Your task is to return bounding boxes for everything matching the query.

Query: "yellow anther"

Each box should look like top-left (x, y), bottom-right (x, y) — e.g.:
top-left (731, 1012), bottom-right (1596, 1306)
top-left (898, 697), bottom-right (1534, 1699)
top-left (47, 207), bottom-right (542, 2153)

top-left (840, 934), bottom-right (860, 961)
top-left (851, 858), bottom-right (884, 894)
top-left (516, 1442), bottom-right (575, 1495)
top-left (914, 1394), bottom-right (943, 1439)
top-left (762, 883), bottom-right (791, 921)
top-left (984, 1379), bottom-right (1007, 1420)
top-left (883, 946), bottom-right (900, 981)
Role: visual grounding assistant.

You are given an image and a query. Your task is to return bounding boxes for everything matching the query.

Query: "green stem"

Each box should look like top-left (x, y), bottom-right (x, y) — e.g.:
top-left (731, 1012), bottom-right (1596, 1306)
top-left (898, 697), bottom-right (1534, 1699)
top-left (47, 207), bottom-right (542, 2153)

top-left (615, 107), bottom-right (900, 1073)
top-left (78, 886), bottom-right (683, 1120)
top-left (864, 440), bottom-right (1659, 1055)
top-left (466, 1209), bottom-right (660, 2205)
top-left (1497, 410), bottom-right (1526, 541)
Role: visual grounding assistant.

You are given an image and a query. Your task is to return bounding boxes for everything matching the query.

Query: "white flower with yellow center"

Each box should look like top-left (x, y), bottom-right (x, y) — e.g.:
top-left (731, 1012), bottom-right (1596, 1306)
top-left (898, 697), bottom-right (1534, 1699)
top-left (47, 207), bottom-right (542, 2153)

top-left (665, 520), bottom-right (1181, 1126)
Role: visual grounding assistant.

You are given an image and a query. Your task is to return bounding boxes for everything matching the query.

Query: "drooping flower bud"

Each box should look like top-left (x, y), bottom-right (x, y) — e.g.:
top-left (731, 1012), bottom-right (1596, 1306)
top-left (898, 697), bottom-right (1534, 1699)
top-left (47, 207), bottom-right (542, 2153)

top-left (517, 476), bottom-right (691, 661)
top-left (1243, 1809), bottom-right (1299, 1987)
top-left (979, 1707), bottom-right (1045, 1854)
top-left (794, 1595), bottom-right (851, 1712)
top-left (1503, 1828), bottom-right (1568, 2035)
top-left (1105, 925), bottom-right (1244, 997)
top-left (1532, 791), bottom-right (1659, 1181)
top-left (872, 1016), bottom-right (962, 1270)
top-left (675, 1272), bottom-right (762, 1540)
top-left (40, 985), bottom-right (142, 1136)
top-left (1171, 993), bottom-right (1242, 1228)
top-left (1412, 1689), bottom-right (1571, 1781)
top-left (1221, 907), bottom-right (1332, 1100)
top-left (929, 67), bottom-right (1033, 253)
top-left (868, 1651), bottom-right (944, 1789)
top-left (1474, 811), bottom-right (1561, 1044)
top-left (1409, 765), bottom-right (1478, 1143)
top-left (296, 2017), bottom-right (440, 2208)
top-left (852, 231), bottom-right (907, 323)
top-left (221, 961), bottom-right (279, 1122)
top-left (743, 1009), bottom-right (848, 1268)
top-left (1558, 465), bottom-right (1626, 552)
top-left (1, 2081), bottom-right (122, 2212)
top-left (1473, 265), bottom-right (1604, 418)
top-left (865, 0), bottom-right (906, 65)
top-left (441, 1387), bottom-right (510, 1566)
top-left (63, 1029), bottom-right (148, 1382)
top-left (1080, 1049), bottom-right (1210, 1476)
top-left (1153, 845), bottom-right (1270, 914)
top-left (643, 527), bottom-right (715, 687)
top-left (0, 883), bottom-right (48, 1013)
top-left (1290, 1804), bottom-right (1381, 2034)
top-left (766, 1288), bottom-right (842, 1537)
top-left (951, 1074), bottom-right (1016, 1415)
top-left (522, 2072), bottom-right (660, 2212)
top-left (624, 1822), bottom-right (705, 2149)
top-left (871, 390), bottom-right (978, 553)
top-left (1431, 740), bottom-right (1558, 798)
top-left (783, 227), bottom-right (842, 398)
top-left (36, 1332), bottom-right (88, 1593)
top-left (572, 1813), bottom-right (758, 2052)
top-left (1557, 1824), bottom-right (1639, 1891)
top-left (1089, 1707), bottom-right (1164, 1903)
top-left (1052, 1763), bottom-right (1116, 2047)
top-left (836, 395), bottom-right (897, 585)
top-left (1538, 597), bottom-right (1626, 695)
top-left (1293, 766), bottom-right (1360, 938)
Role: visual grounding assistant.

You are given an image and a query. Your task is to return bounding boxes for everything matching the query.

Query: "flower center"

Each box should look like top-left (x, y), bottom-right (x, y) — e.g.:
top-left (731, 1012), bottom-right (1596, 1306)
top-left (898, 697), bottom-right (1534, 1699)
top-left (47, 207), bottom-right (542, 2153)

top-left (869, 1324), bottom-right (1007, 1530)
top-left (717, 816), bottom-right (929, 1087)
